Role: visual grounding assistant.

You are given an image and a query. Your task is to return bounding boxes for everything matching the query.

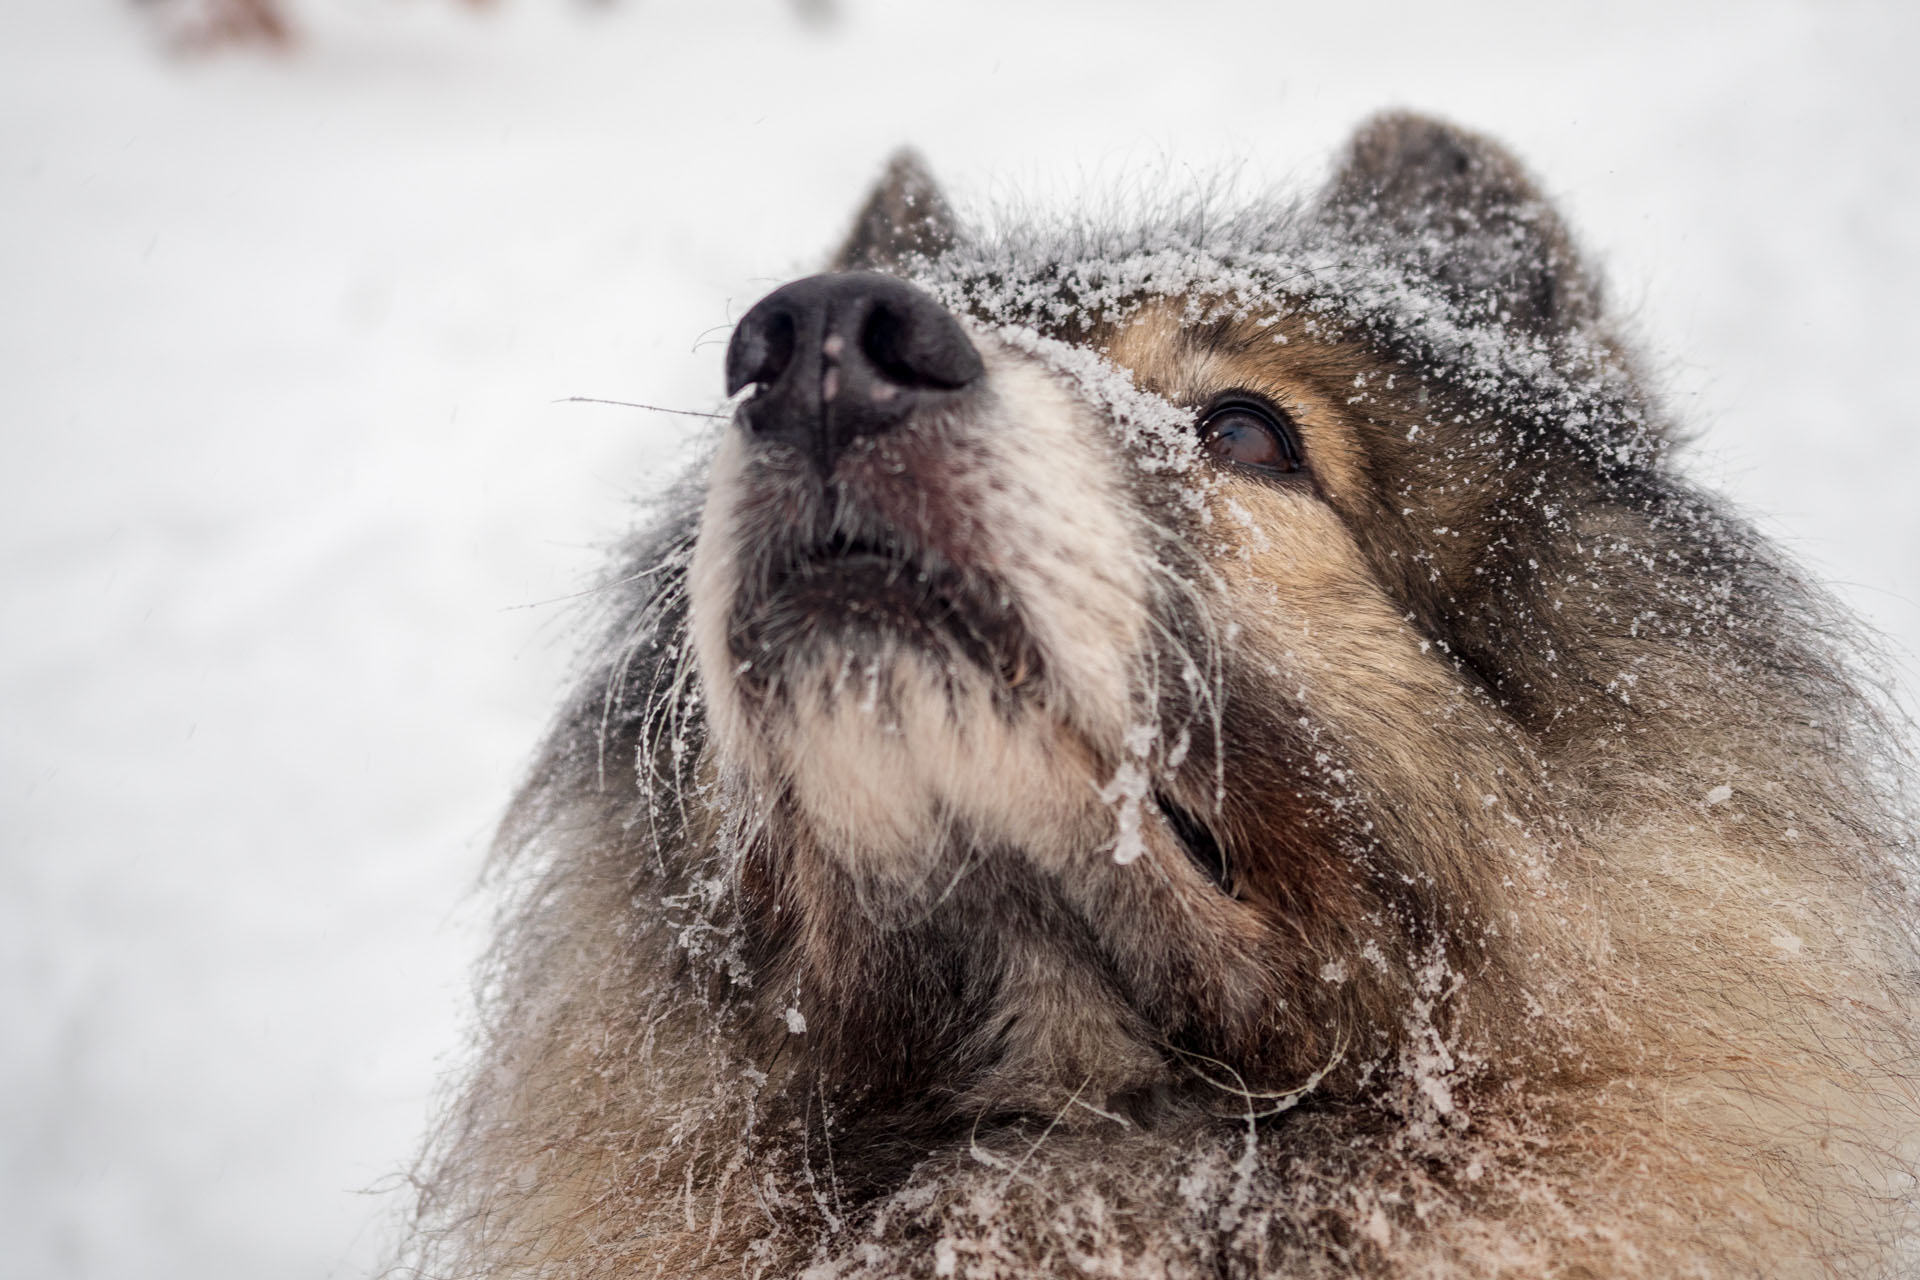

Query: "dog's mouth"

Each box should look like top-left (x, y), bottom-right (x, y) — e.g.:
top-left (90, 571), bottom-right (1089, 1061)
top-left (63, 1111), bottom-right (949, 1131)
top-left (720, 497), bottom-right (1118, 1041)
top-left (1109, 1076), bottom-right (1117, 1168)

top-left (731, 528), bottom-right (1043, 695)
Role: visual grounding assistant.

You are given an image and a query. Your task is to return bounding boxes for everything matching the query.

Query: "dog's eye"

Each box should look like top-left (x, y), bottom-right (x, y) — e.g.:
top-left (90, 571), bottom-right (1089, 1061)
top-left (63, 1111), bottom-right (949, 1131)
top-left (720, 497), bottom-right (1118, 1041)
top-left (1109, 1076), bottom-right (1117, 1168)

top-left (1198, 401), bottom-right (1301, 474)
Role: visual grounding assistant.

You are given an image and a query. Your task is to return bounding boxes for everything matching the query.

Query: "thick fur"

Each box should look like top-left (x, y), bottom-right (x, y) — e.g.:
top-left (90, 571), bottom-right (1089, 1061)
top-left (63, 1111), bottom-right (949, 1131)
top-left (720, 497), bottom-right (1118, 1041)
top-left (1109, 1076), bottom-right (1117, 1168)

top-left (403, 116), bottom-right (1920, 1278)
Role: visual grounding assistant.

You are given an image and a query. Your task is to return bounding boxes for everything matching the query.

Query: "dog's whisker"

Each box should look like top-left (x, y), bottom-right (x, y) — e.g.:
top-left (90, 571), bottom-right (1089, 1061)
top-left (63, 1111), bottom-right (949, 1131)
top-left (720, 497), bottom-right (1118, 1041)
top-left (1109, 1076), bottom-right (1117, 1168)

top-left (555, 394), bottom-right (728, 419)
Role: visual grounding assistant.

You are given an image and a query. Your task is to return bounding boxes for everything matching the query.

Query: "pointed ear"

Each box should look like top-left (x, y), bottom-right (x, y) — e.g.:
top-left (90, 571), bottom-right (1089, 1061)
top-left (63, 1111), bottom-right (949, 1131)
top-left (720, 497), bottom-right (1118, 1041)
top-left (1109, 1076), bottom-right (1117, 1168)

top-left (832, 149), bottom-right (958, 272)
top-left (1318, 112), bottom-right (1600, 335)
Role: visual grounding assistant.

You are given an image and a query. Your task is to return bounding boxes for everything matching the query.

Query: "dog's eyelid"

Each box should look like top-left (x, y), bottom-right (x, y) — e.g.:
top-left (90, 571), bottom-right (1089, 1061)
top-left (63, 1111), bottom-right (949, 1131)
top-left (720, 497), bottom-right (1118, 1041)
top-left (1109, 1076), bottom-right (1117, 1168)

top-left (1196, 393), bottom-right (1305, 475)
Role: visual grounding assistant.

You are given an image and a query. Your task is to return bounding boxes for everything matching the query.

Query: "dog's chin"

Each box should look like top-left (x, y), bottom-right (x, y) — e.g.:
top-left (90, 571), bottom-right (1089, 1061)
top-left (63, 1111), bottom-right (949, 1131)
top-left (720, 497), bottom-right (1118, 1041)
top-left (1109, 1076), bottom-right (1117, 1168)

top-left (719, 586), bottom-right (1104, 876)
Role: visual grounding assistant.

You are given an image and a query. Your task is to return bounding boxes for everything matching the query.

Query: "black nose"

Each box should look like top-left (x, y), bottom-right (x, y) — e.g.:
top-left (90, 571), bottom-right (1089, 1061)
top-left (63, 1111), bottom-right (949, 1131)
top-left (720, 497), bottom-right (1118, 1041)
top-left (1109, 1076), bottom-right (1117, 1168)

top-left (724, 272), bottom-right (984, 470)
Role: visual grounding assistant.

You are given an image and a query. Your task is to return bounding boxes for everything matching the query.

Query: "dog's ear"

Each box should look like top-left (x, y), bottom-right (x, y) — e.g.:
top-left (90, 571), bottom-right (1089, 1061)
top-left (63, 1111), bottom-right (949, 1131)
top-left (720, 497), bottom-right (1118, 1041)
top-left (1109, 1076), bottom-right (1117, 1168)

top-left (832, 149), bottom-right (957, 272)
top-left (1319, 112), bottom-right (1600, 335)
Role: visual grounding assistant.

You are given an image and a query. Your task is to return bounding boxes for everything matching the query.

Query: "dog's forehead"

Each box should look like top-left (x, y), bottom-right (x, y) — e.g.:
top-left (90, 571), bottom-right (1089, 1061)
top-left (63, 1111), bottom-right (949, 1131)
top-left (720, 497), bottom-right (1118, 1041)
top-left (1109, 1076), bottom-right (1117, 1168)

top-left (913, 212), bottom-right (1315, 336)
top-left (1098, 305), bottom-right (1236, 402)
top-left (917, 222), bottom-right (1656, 471)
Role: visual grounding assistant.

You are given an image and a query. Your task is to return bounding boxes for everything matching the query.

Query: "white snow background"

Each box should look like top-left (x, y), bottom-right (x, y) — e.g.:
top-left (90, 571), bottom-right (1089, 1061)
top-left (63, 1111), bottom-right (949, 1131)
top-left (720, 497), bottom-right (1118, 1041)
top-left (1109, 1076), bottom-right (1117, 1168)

top-left (4, 2), bottom-right (1918, 1277)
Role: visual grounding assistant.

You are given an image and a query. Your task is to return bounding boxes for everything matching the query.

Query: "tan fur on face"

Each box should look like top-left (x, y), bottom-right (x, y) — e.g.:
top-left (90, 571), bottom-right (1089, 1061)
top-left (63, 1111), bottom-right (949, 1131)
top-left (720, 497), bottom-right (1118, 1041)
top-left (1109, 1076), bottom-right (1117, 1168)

top-left (1105, 304), bottom-right (1378, 509)
top-left (1104, 306), bottom-right (1604, 1053)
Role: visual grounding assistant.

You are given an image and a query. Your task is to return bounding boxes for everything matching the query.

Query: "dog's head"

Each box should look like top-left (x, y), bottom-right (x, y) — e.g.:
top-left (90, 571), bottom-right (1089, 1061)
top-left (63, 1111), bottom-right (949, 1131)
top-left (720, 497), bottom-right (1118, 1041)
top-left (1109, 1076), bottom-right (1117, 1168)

top-left (686, 116), bottom-right (1660, 1120)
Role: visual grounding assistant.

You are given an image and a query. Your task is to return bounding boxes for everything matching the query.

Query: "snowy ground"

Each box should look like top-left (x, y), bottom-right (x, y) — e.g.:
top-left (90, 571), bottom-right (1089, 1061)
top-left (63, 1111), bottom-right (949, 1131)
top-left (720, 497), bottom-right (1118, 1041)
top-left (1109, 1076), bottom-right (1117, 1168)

top-left (4, 2), bottom-right (1917, 1277)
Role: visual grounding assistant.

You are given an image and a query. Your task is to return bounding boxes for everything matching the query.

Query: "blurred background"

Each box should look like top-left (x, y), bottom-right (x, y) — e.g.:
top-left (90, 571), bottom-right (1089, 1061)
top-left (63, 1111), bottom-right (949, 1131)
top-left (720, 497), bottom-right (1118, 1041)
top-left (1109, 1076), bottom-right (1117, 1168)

top-left (4, 2), bottom-right (1917, 1277)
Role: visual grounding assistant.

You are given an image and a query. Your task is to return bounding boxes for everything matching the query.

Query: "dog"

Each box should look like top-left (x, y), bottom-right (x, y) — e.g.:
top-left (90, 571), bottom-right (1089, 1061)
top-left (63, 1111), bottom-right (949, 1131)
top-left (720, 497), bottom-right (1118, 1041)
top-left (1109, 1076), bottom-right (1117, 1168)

top-left (404, 114), bottom-right (1920, 1278)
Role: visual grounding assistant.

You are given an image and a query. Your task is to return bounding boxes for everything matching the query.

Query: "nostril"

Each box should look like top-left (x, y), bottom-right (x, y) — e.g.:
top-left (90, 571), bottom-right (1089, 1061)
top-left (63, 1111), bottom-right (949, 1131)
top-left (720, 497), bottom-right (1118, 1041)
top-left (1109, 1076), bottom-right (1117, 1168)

top-left (725, 308), bottom-right (797, 397)
top-left (859, 295), bottom-right (983, 391)
top-left (859, 302), bottom-right (920, 387)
